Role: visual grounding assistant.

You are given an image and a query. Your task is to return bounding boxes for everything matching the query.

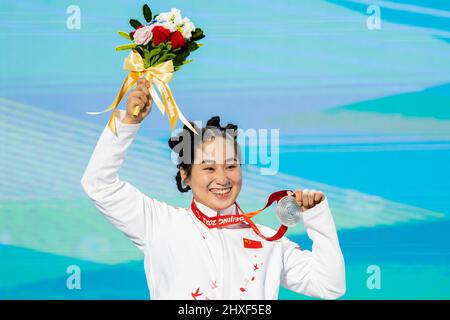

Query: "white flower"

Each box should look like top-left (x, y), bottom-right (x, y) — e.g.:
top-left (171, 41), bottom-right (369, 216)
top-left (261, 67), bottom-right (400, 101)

top-left (155, 8), bottom-right (182, 30)
top-left (170, 8), bottom-right (183, 25)
top-left (156, 20), bottom-right (177, 32)
top-left (154, 8), bottom-right (196, 40)
top-left (155, 11), bottom-right (168, 22)
top-left (181, 17), bottom-right (196, 41)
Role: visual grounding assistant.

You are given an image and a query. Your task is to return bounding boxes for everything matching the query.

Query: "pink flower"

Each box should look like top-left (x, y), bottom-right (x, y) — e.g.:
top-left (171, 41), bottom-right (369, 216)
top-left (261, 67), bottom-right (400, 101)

top-left (130, 25), bottom-right (143, 37)
top-left (133, 26), bottom-right (153, 45)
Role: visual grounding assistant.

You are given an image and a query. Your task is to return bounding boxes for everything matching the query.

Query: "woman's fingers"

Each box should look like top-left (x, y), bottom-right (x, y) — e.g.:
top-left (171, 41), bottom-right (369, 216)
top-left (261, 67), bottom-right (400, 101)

top-left (136, 79), bottom-right (150, 97)
top-left (137, 78), bottom-right (150, 88)
top-left (130, 90), bottom-right (149, 103)
top-left (314, 191), bottom-right (324, 203)
top-left (136, 83), bottom-right (150, 96)
top-left (141, 97), bottom-right (153, 117)
top-left (302, 189), bottom-right (311, 209)
top-left (308, 190), bottom-right (316, 209)
top-left (145, 91), bottom-right (153, 106)
top-left (126, 97), bottom-right (145, 110)
top-left (292, 189), bottom-right (325, 210)
top-left (124, 78), bottom-right (153, 122)
top-left (294, 190), bottom-right (303, 207)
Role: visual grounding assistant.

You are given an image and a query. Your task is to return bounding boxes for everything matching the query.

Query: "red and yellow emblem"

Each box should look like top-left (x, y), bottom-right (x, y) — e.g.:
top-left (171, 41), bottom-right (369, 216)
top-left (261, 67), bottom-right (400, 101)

top-left (243, 238), bottom-right (263, 249)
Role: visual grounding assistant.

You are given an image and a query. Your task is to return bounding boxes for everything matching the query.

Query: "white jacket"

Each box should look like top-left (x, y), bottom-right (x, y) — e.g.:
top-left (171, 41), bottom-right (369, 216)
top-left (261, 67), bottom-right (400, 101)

top-left (81, 110), bottom-right (346, 300)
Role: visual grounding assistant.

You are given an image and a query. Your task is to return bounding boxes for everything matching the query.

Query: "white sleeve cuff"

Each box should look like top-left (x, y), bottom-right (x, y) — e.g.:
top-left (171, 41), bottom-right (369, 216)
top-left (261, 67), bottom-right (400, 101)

top-left (112, 109), bottom-right (142, 133)
top-left (301, 197), bottom-right (330, 222)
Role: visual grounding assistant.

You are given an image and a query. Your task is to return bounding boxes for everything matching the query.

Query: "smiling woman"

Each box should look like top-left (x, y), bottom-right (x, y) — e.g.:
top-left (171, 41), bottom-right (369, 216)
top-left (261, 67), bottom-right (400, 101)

top-left (80, 78), bottom-right (346, 300)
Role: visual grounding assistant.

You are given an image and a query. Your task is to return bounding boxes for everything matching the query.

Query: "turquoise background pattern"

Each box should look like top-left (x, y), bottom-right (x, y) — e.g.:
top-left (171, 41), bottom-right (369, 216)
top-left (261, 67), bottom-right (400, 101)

top-left (1, 0), bottom-right (449, 299)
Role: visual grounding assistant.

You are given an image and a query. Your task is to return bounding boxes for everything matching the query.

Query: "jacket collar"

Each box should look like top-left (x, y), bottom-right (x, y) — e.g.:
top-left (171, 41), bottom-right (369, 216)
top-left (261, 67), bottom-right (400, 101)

top-left (193, 199), bottom-right (239, 218)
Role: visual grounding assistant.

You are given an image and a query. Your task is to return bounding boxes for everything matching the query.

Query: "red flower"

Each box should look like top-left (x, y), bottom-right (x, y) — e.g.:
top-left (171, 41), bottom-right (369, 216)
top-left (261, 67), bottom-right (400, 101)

top-left (130, 25), bottom-right (143, 37)
top-left (152, 25), bottom-right (171, 46)
top-left (170, 31), bottom-right (186, 49)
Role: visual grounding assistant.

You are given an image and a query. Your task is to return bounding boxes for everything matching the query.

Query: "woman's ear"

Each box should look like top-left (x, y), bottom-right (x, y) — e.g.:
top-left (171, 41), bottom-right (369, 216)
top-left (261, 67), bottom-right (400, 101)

top-left (180, 168), bottom-right (189, 186)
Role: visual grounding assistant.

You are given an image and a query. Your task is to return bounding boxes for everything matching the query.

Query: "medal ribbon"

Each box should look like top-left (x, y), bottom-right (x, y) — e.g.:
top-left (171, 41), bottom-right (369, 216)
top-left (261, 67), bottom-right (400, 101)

top-left (190, 190), bottom-right (293, 241)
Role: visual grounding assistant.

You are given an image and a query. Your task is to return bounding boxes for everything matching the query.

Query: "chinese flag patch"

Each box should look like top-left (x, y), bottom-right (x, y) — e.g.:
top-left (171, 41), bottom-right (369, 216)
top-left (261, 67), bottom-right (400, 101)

top-left (243, 238), bottom-right (263, 249)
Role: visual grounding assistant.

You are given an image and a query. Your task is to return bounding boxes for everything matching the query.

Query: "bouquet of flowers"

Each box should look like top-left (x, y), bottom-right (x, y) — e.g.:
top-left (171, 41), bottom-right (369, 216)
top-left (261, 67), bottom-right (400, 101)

top-left (88, 4), bottom-right (205, 135)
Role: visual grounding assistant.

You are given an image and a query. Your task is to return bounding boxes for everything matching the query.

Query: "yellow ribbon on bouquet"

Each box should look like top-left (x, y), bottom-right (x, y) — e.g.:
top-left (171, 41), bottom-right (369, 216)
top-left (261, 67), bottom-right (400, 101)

top-left (87, 50), bottom-right (198, 136)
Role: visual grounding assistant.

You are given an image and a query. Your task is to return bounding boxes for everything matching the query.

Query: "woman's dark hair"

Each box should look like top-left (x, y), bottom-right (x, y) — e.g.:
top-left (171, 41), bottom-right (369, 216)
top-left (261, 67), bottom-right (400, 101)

top-left (168, 116), bottom-right (241, 193)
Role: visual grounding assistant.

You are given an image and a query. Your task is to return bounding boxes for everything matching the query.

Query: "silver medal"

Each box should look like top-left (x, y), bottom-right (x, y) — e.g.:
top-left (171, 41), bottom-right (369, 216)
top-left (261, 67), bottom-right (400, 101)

top-left (276, 195), bottom-right (303, 227)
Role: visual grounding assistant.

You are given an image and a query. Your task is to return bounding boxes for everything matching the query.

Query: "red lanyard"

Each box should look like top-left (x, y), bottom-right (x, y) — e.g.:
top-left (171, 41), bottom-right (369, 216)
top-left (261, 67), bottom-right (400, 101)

top-left (190, 190), bottom-right (291, 241)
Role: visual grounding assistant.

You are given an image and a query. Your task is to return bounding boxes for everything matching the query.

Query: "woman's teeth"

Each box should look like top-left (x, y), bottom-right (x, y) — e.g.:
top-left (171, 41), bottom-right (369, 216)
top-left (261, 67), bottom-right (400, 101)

top-left (210, 188), bottom-right (232, 195)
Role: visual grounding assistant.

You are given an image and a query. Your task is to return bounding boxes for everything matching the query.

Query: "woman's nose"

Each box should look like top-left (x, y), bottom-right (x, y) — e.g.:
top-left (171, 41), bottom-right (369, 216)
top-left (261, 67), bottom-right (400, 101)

top-left (214, 167), bottom-right (229, 185)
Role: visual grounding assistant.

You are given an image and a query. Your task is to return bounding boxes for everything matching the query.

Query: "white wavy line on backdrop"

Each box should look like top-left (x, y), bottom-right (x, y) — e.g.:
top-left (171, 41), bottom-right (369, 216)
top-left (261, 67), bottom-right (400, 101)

top-left (346, 0), bottom-right (450, 18)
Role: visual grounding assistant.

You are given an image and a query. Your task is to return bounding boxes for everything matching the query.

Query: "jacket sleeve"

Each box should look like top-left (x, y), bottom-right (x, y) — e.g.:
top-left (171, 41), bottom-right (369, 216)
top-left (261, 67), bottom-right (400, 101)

top-left (280, 197), bottom-right (346, 299)
top-left (80, 109), bottom-right (168, 252)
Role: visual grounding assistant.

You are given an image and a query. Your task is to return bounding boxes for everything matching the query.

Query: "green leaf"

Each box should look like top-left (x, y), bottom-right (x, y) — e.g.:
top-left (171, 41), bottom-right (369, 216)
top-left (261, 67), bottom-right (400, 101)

top-left (153, 47), bottom-right (163, 54)
top-left (154, 53), bottom-right (177, 66)
top-left (193, 34), bottom-right (205, 41)
top-left (191, 28), bottom-right (205, 41)
top-left (115, 43), bottom-right (137, 51)
top-left (173, 51), bottom-right (191, 68)
top-left (165, 53), bottom-right (177, 60)
top-left (118, 31), bottom-right (131, 40)
top-left (144, 47), bottom-right (165, 67)
top-left (134, 47), bottom-right (145, 57)
top-left (150, 55), bottom-right (160, 66)
top-left (143, 4), bottom-right (153, 22)
top-left (188, 42), bottom-right (199, 52)
top-left (146, 48), bottom-right (162, 60)
top-left (174, 48), bottom-right (190, 61)
top-left (129, 19), bottom-right (143, 29)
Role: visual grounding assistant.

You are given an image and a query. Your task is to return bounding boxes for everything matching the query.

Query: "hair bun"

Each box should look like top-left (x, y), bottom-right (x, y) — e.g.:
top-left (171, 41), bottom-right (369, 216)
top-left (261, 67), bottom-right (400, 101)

top-left (225, 123), bottom-right (238, 131)
top-left (206, 116), bottom-right (221, 128)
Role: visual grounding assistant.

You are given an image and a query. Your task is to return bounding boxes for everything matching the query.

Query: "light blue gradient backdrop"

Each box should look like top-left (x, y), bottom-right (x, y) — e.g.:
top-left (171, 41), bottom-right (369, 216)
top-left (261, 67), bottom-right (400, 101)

top-left (1, 0), bottom-right (450, 299)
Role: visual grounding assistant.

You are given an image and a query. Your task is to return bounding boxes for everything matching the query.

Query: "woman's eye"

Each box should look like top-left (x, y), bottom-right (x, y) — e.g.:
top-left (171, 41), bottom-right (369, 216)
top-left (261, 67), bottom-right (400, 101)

top-left (204, 167), bottom-right (214, 171)
top-left (227, 165), bottom-right (237, 169)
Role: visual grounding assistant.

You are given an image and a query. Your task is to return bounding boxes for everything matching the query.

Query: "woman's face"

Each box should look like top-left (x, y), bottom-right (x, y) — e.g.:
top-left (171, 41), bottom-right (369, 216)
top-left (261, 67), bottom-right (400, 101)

top-left (182, 136), bottom-right (242, 211)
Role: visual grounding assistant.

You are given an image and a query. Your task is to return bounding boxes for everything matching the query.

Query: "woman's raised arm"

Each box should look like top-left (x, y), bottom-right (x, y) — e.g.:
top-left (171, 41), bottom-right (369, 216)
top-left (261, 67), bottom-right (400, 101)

top-left (280, 197), bottom-right (346, 299)
top-left (80, 79), bottom-right (165, 252)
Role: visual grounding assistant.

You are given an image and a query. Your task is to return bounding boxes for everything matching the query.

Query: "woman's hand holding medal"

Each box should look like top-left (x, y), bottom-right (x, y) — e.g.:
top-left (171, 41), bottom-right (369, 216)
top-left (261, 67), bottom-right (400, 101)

top-left (287, 189), bottom-right (325, 211)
